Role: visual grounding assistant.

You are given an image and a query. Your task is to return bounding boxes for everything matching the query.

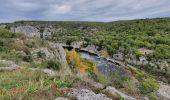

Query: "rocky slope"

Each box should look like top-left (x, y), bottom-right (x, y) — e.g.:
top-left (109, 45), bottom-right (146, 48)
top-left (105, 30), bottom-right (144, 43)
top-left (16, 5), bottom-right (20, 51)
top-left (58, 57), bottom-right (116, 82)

top-left (0, 19), bottom-right (170, 100)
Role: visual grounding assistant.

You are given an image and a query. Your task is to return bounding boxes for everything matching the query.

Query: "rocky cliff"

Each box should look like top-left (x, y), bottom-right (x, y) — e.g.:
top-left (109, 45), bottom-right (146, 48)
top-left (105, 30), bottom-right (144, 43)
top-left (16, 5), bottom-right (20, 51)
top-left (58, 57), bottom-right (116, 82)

top-left (10, 26), bottom-right (41, 37)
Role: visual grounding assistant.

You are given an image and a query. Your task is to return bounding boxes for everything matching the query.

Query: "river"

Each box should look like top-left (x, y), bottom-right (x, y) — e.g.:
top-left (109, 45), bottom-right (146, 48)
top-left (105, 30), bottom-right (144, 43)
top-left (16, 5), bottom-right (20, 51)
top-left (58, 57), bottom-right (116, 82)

top-left (80, 51), bottom-right (124, 76)
top-left (64, 46), bottom-right (125, 76)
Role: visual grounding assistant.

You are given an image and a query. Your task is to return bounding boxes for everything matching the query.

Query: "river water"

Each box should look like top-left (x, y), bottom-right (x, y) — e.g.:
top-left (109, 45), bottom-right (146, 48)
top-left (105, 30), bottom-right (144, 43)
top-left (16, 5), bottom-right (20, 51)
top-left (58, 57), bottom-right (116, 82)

top-left (79, 52), bottom-right (124, 76)
top-left (64, 46), bottom-right (124, 76)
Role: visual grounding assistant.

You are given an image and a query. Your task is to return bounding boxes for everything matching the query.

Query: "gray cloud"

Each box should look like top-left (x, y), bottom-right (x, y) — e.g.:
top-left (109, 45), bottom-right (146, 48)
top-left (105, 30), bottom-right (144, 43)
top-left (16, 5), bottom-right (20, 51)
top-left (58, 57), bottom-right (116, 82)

top-left (0, 0), bottom-right (170, 22)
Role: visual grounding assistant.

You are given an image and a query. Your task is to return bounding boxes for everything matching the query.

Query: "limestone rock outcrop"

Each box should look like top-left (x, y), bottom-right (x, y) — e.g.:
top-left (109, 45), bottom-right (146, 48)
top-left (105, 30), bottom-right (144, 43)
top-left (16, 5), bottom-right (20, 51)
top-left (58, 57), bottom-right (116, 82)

top-left (67, 88), bottom-right (112, 100)
top-left (0, 60), bottom-right (20, 71)
top-left (11, 26), bottom-right (40, 37)
top-left (103, 86), bottom-right (136, 100)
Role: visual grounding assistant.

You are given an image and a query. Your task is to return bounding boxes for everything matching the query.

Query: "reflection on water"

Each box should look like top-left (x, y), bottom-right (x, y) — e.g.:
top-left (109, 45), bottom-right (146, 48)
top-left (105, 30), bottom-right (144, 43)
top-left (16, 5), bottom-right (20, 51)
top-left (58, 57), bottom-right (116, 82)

top-left (80, 52), bottom-right (123, 76)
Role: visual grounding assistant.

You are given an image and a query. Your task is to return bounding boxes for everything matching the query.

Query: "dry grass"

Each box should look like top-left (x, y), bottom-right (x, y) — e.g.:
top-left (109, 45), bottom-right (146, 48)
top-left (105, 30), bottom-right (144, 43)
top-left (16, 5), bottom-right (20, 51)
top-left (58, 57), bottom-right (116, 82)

top-left (0, 68), bottom-right (76, 100)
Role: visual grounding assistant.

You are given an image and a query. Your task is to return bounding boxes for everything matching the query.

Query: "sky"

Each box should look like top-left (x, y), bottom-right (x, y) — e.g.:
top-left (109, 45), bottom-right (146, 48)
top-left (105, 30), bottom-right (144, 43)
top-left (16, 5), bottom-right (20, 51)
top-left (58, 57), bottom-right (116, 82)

top-left (0, 0), bottom-right (170, 23)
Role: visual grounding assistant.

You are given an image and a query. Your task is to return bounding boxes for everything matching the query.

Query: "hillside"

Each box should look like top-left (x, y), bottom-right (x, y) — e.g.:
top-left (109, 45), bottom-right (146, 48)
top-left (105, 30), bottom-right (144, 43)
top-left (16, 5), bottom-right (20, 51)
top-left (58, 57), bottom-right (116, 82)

top-left (0, 18), bottom-right (170, 100)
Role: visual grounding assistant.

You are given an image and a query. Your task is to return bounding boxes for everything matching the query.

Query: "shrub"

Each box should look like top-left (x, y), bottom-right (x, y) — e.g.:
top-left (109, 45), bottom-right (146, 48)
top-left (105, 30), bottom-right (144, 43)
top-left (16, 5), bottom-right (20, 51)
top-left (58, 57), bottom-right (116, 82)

top-left (66, 39), bottom-right (73, 45)
top-left (22, 55), bottom-right (33, 62)
top-left (120, 97), bottom-right (125, 100)
top-left (147, 31), bottom-right (157, 36)
top-left (148, 92), bottom-right (158, 100)
top-left (136, 71), bottom-right (146, 80)
top-left (66, 49), bottom-right (96, 73)
top-left (106, 45), bottom-right (116, 56)
top-left (0, 47), bottom-right (9, 52)
top-left (165, 68), bottom-right (170, 83)
top-left (139, 78), bottom-right (159, 94)
top-left (96, 72), bottom-right (110, 86)
top-left (0, 48), bottom-right (22, 61)
top-left (37, 51), bottom-right (46, 58)
top-left (46, 60), bottom-right (61, 71)
top-left (123, 80), bottom-right (140, 95)
top-left (0, 28), bottom-right (24, 38)
top-left (28, 60), bottom-right (61, 71)
top-left (135, 70), bottom-right (160, 95)
top-left (88, 71), bottom-right (99, 82)
top-left (135, 50), bottom-right (143, 59)
top-left (110, 73), bottom-right (129, 88)
top-left (25, 40), bottom-right (37, 48)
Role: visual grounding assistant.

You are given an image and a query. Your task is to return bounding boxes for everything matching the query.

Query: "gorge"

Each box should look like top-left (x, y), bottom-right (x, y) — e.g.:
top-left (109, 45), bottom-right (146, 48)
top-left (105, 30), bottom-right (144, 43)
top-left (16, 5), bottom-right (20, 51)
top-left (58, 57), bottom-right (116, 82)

top-left (0, 18), bottom-right (170, 100)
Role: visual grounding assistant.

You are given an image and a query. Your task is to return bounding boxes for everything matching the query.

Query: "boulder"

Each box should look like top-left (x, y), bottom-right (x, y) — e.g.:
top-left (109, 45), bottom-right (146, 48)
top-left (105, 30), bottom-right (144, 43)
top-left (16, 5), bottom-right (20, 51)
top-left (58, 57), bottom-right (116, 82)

top-left (54, 43), bottom-right (72, 74)
top-left (0, 60), bottom-right (20, 71)
top-left (31, 47), bottom-right (55, 59)
top-left (67, 88), bottom-right (111, 100)
top-left (42, 69), bottom-right (57, 77)
top-left (71, 41), bottom-right (84, 48)
top-left (43, 27), bottom-right (56, 38)
top-left (73, 77), bottom-right (105, 93)
top-left (81, 45), bottom-right (98, 54)
top-left (113, 52), bottom-right (124, 61)
top-left (103, 86), bottom-right (136, 100)
top-left (126, 55), bottom-right (148, 66)
top-left (139, 56), bottom-right (148, 65)
top-left (157, 83), bottom-right (170, 100)
top-left (92, 82), bottom-right (104, 90)
top-left (54, 44), bottom-right (68, 65)
top-left (83, 78), bottom-right (105, 90)
top-left (156, 60), bottom-right (169, 70)
top-left (138, 48), bottom-right (153, 55)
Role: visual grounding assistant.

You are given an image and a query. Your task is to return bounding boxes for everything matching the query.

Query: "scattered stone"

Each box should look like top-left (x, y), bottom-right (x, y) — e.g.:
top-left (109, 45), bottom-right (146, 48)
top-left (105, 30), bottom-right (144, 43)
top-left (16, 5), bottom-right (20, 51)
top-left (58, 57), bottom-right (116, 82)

top-left (43, 27), bottom-right (55, 39)
top-left (0, 60), bottom-right (20, 71)
top-left (113, 52), bottom-right (124, 61)
top-left (71, 41), bottom-right (84, 48)
top-left (84, 78), bottom-right (105, 90)
top-left (73, 77), bottom-right (105, 93)
top-left (138, 48), bottom-right (153, 55)
top-left (92, 82), bottom-right (104, 90)
top-left (42, 69), bottom-right (57, 77)
top-left (67, 88), bottom-right (112, 100)
top-left (81, 45), bottom-right (98, 54)
top-left (103, 86), bottom-right (136, 100)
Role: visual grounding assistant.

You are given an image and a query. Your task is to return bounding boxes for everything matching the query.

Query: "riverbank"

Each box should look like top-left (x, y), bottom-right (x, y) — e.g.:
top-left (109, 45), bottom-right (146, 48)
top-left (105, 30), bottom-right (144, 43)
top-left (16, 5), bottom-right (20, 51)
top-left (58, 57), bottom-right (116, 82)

top-left (63, 45), bottom-right (170, 100)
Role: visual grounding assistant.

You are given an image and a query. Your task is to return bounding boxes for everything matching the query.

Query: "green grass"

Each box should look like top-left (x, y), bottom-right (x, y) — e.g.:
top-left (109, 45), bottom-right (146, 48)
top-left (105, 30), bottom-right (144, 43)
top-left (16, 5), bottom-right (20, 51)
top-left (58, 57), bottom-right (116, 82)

top-left (28, 60), bottom-right (62, 71)
top-left (0, 47), bottom-right (23, 61)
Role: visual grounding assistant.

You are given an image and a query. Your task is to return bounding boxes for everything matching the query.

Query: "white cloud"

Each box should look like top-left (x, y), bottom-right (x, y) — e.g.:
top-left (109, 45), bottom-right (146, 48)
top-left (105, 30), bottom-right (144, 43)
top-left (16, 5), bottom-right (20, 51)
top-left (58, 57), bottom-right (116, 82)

top-left (48, 4), bottom-right (72, 14)
top-left (0, 0), bottom-right (170, 22)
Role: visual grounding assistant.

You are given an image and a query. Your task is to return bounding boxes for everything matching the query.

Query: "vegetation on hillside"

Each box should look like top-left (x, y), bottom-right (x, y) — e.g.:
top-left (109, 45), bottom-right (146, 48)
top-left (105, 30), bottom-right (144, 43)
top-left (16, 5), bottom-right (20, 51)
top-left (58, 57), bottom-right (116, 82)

top-left (11, 18), bottom-right (170, 60)
top-left (1, 18), bottom-right (170, 99)
top-left (0, 28), bottom-right (78, 99)
top-left (0, 68), bottom-right (78, 99)
top-left (66, 49), bottom-right (96, 73)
